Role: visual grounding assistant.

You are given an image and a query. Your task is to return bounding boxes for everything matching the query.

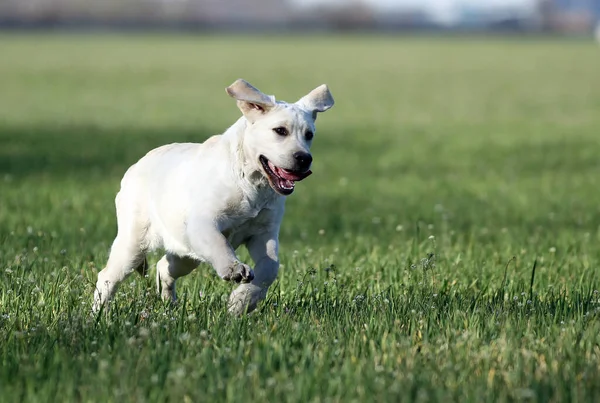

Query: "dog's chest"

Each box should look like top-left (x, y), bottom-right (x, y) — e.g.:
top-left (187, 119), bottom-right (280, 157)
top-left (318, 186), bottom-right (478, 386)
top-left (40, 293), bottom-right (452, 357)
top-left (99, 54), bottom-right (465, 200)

top-left (219, 189), bottom-right (278, 239)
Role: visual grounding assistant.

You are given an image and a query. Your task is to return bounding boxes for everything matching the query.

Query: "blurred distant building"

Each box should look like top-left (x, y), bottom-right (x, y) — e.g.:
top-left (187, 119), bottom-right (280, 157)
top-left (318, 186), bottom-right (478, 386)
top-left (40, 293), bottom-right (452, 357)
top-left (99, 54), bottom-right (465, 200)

top-left (539, 0), bottom-right (600, 32)
top-left (192, 0), bottom-right (290, 27)
top-left (290, 0), bottom-right (376, 31)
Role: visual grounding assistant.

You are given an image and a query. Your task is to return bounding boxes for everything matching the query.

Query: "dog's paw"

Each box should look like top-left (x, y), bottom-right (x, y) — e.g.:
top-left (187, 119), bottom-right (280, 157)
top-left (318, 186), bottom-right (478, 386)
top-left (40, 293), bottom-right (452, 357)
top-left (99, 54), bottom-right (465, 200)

top-left (222, 262), bottom-right (254, 283)
top-left (228, 283), bottom-right (265, 315)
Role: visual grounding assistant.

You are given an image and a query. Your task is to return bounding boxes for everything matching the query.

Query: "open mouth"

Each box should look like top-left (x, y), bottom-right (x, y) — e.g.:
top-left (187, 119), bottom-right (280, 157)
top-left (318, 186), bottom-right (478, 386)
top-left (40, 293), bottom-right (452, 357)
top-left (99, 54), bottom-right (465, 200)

top-left (259, 155), bottom-right (312, 196)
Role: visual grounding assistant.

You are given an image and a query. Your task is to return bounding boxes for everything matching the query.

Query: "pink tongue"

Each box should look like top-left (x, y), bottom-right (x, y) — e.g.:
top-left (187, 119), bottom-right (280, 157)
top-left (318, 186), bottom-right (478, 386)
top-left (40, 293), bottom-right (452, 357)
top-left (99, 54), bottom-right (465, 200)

top-left (276, 167), bottom-right (312, 181)
top-left (268, 161), bottom-right (312, 181)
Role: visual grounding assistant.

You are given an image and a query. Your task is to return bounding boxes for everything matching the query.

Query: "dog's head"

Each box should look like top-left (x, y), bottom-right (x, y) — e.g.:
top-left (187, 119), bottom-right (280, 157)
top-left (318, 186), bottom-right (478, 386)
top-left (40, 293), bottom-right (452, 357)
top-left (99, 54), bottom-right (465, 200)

top-left (226, 79), bottom-right (334, 196)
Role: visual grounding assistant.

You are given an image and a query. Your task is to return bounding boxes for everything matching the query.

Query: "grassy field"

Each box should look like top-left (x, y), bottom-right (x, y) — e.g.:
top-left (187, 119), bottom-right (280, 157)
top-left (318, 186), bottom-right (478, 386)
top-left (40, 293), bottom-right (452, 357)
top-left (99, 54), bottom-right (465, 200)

top-left (1, 33), bottom-right (600, 402)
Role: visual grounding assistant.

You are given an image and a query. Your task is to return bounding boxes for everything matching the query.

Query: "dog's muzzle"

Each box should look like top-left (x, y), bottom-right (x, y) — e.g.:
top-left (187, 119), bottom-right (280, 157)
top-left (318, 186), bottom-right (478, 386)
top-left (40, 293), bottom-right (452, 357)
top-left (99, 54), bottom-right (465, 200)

top-left (259, 155), bottom-right (312, 196)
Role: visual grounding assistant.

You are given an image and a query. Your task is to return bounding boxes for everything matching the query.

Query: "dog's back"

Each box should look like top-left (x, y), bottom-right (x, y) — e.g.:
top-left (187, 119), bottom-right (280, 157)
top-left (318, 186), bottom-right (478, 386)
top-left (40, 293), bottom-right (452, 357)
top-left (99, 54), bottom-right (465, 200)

top-left (116, 138), bottom-right (232, 252)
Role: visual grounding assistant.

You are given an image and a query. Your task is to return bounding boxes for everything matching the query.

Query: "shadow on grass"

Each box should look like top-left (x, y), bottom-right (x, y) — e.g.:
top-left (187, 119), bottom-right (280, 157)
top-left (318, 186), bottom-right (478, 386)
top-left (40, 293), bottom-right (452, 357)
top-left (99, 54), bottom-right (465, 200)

top-left (2, 123), bottom-right (599, 241)
top-left (3, 123), bottom-right (598, 180)
top-left (0, 124), bottom-right (215, 179)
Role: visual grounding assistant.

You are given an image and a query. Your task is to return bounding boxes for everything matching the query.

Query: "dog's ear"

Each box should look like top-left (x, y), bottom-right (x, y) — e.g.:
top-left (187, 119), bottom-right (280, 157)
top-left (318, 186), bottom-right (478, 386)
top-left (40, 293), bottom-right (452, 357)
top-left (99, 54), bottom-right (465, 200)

top-left (297, 84), bottom-right (334, 118)
top-left (226, 79), bottom-right (275, 122)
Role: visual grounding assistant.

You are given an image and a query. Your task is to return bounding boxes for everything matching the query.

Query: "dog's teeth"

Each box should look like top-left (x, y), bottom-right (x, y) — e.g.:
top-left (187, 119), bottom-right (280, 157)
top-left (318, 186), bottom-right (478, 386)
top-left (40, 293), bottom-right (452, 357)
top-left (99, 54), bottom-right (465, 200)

top-left (279, 179), bottom-right (295, 190)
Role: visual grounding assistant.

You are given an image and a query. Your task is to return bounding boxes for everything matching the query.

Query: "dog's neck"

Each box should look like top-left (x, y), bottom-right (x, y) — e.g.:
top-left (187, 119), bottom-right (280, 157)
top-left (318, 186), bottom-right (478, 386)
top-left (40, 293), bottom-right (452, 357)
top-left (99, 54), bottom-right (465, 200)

top-left (224, 117), bottom-right (274, 195)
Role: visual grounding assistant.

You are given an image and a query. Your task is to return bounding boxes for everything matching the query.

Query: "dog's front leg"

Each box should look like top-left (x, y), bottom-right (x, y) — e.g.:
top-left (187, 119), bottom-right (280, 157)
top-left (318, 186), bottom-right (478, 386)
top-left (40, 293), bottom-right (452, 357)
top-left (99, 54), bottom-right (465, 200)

top-left (188, 220), bottom-right (254, 283)
top-left (228, 231), bottom-right (279, 315)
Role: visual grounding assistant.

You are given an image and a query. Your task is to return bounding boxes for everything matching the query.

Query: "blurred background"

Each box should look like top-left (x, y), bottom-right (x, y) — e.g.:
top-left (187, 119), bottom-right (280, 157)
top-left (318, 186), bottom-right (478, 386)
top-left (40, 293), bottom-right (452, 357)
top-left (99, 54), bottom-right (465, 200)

top-left (0, 0), bottom-right (599, 35)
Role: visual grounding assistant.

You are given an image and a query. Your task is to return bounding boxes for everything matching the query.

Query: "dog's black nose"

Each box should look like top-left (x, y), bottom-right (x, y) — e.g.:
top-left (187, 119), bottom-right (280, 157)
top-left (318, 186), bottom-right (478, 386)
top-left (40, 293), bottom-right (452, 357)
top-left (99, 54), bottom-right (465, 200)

top-left (293, 151), bottom-right (312, 171)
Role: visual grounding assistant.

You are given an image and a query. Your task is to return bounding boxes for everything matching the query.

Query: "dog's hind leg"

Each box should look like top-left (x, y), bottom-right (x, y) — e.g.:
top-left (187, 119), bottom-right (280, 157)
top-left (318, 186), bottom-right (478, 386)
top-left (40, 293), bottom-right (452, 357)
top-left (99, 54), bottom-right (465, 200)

top-left (92, 233), bottom-right (147, 313)
top-left (92, 192), bottom-right (148, 313)
top-left (156, 254), bottom-right (198, 303)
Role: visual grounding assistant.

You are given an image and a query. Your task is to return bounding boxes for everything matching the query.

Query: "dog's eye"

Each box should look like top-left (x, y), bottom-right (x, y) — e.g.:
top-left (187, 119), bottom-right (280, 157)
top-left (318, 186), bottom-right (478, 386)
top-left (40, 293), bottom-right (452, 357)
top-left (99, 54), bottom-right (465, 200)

top-left (273, 127), bottom-right (288, 136)
top-left (305, 131), bottom-right (314, 141)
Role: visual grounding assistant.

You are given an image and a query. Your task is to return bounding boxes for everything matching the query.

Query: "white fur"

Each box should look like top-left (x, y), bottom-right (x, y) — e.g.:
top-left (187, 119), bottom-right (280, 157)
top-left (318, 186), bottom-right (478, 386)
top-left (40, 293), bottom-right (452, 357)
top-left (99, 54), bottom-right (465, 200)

top-left (92, 79), bottom-right (334, 315)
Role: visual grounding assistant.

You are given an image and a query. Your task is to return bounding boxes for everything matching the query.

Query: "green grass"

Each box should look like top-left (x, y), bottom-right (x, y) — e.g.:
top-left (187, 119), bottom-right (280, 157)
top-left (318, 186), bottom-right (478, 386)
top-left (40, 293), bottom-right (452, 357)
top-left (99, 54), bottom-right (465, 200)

top-left (1, 33), bottom-right (600, 402)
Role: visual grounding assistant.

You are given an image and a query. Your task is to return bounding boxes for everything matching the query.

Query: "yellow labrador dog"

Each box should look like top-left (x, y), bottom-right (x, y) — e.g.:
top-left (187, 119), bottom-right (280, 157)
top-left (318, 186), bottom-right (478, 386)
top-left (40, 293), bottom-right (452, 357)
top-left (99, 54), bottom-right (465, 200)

top-left (93, 79), bottom-right (334, 315)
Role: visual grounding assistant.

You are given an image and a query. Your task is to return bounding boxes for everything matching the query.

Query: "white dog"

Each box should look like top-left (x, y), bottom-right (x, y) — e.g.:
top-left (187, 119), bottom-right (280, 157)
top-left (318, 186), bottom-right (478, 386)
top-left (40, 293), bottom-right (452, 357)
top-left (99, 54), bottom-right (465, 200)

top-left (92, 79), bottom-right (334, 315)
